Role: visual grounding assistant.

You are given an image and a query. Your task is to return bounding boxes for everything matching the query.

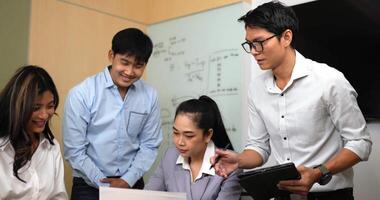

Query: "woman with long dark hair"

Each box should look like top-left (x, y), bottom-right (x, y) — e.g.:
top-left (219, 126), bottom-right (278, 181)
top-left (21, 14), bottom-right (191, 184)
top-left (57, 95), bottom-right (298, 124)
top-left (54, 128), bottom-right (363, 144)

top-left (145, 95), bottom-right (241, 200)
top-left (0, 65), bottom-right (67, 199)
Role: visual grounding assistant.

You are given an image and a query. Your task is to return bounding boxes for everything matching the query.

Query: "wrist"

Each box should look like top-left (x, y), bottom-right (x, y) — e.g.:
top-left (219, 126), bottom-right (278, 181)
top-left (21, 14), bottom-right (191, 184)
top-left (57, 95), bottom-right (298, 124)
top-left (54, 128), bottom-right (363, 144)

top-left (313, 164), bottom-right (332, 185)
top-left (312, 167), bottom-right (322, 183)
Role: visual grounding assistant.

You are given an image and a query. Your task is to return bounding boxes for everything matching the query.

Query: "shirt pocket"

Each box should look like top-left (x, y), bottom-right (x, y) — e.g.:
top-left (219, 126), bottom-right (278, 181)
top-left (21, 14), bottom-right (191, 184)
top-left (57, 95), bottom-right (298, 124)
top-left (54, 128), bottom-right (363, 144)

top-left (126, 111), bottom-right (147, 137)
top-left (293, 106), bottom-right (327, 144)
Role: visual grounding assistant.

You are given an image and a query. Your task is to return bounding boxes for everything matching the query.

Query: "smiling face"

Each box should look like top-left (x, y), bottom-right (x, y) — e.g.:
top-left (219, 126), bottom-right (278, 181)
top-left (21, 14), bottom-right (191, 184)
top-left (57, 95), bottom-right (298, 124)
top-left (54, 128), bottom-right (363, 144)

top-left (26, 90), bottom-right (55, 136)
top-left (108, 50), bottom-right (146, 92)
top-left (172, 113), bottom-right (212, 159)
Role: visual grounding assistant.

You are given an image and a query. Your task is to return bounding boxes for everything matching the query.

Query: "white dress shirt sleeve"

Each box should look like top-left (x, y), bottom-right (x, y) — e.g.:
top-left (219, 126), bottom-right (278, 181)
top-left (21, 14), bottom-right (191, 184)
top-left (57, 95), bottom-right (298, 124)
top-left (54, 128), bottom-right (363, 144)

top-left (245, 83), bottom-right (271, 163)
top-left (324, 71), bottom-right (372, 161)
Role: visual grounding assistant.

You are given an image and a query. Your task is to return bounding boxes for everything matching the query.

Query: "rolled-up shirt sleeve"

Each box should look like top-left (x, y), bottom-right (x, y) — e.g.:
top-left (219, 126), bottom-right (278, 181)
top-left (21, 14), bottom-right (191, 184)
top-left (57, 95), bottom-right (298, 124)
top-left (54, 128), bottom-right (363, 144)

top-left (325, 71), bottom-right (372, 161)
top-left (244, 84), bottom-right (271, 164)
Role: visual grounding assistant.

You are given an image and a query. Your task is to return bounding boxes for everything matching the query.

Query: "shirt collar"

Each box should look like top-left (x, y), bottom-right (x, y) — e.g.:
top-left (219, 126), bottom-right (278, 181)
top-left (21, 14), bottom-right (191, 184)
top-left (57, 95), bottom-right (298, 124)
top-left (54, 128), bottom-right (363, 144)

top-left (0, 137), bottom-right (11, 151)
top-left (291, 51), bottom-right (311, 80)
top-left (0, 136), bottom-right (53, 151)
top-left (265, 50), bottom-right (311, 93)
top-left (176, 141), bottom-right (216, 180)
top-left (40, 137), bottom-right (53, 149)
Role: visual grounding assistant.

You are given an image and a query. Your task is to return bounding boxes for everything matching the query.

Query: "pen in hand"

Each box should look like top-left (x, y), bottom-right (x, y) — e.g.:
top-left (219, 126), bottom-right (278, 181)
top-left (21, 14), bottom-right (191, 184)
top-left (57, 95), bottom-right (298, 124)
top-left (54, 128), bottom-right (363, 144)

top-left (210, 143), bottom-right (231, 169)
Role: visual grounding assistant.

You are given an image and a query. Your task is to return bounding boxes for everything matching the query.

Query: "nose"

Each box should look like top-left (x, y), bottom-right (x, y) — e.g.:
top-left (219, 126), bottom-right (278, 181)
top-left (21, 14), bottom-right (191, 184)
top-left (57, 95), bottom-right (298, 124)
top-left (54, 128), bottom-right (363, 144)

top-left (37, 108), bottom-right (50, 119)
top-left (123, 64), bottom-right (139, 76)
top-left (251, 48), bottom-right (260, 56)
top-left (178, 135), bottom-right (185, 146)
top-left (122, 65), bottom-right (133, 75)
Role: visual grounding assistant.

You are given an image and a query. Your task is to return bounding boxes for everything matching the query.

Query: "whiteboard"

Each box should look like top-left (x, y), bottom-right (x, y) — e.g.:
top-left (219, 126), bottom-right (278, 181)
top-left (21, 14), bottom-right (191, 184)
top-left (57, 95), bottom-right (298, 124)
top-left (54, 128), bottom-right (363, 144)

top-left (146, 2), bottom-right (248, 153)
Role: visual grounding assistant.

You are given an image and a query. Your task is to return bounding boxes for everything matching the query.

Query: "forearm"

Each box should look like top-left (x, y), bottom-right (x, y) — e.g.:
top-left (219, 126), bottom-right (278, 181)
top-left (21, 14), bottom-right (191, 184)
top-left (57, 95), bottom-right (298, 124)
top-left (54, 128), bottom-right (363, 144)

top-left (238, 149), bottom-right (263, 169)
top-left (122, 145), bottom-right (159, 186)
top-left (324, 148), bottom-right (361, 175)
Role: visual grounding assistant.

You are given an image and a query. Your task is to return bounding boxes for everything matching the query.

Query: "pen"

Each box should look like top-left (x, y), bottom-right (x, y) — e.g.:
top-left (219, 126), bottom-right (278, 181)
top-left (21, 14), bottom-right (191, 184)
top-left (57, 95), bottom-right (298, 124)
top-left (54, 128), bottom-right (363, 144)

top-left (210, 143), bottom-right (231, 169)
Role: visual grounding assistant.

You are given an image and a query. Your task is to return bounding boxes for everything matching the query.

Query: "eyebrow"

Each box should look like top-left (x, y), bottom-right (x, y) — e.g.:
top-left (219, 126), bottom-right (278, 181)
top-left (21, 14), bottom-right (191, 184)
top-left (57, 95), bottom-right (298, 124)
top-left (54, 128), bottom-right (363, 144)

top-left (172, 126), bottom-right (194, 134)
top-left (246, 36), bottom-right (266, 42)
top-left (35, 100), bottom-right (55, 106)
top-left (120, 57), bottom-right (131, 62)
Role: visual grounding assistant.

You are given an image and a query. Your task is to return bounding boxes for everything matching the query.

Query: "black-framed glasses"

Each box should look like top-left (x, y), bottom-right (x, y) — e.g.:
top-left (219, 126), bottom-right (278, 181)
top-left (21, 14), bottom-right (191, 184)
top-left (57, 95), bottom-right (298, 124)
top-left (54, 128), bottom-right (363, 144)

top-left (241, 35), bottom-right (278, 53)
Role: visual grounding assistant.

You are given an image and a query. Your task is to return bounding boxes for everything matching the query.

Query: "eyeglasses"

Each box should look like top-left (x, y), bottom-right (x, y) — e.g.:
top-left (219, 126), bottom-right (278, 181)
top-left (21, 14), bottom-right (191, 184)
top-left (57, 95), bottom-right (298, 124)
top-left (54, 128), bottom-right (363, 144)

top-left (241, 35), bottom-right (278, 53)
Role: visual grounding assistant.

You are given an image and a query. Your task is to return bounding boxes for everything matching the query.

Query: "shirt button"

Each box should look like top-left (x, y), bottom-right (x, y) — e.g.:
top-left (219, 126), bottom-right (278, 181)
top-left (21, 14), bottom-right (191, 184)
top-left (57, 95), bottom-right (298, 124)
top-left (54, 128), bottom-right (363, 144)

top-left (281, 115), bottom-right (284, 118)
top-left (287, 158), bottom-right (290, 161)
top-left (281, 93), bottom-right (284, 96)
top-left (283, 137), bottom-right (287, 140)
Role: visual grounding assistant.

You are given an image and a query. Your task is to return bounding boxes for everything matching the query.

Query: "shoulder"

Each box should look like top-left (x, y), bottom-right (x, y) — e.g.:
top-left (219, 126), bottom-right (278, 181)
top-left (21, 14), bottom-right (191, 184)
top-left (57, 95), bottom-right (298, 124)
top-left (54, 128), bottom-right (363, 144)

top-left (69, 74), bottom-right (98, 94)
top-left (248, 71), bottom-right (272, 98)
top-left (134, 80), bottom-right (158, 98)
top-left (306, 58), bottom-right (345, 81)
top-left (251, 71), bottom-right (271, 86)
top-left (65, 70), bottom-right (107, 109)
top-left (303, 58), bottom-right (357, 100)
top-left (44, 138), bottom-right (62, 153)
top-left (68, 68), bottom-right (108, 95)
top-left (162, 146), bottom-right (179, 162)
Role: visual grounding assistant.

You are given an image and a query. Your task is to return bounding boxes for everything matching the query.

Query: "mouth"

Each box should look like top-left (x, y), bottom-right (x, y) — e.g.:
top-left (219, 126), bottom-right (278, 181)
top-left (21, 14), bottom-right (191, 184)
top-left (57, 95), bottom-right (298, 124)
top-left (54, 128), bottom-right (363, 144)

top-left (177, 148), bottom-right (188, 154)
top-left (119, 73), bottom-right (135, 82)
top-left (33, 120), bottom-right (46, 128)
top-left (121, 76), bottom-right (132, 82)
top-left (256, 59), bottom-right (264, 65)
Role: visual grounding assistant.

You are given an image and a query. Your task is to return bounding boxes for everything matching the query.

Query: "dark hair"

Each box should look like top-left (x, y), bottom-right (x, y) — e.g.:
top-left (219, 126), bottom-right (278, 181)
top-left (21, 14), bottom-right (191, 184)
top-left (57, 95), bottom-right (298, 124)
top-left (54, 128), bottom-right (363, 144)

top-left (175, 95), bottom-right (233, 150)
top-left (238, 1), bottom-right (299, 47)
top-left (112, 28), bottom-right (153, 63)
top-left (0, 65), bottom-right (59, 182)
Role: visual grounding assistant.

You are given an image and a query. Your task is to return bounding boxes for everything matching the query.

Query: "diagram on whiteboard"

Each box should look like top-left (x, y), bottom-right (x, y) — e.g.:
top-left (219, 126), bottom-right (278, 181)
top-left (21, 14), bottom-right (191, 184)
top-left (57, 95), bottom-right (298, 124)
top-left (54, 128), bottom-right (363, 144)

top-left (145, 3), bottom-right (248, 180)
top-left (150, 34), bottom-right (242, 146)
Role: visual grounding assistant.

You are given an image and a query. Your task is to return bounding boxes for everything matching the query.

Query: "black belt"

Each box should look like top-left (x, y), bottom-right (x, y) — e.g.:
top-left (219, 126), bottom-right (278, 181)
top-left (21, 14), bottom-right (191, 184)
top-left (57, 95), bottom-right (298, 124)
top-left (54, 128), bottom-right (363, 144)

top-left (308, 187), bottom-right (353, 200)
top-left (106, 176), bottom-right (121, 178)
top-left (74, 176), bottom-right (144, 189)
top-left (275, 188), bottom-right (354, 200)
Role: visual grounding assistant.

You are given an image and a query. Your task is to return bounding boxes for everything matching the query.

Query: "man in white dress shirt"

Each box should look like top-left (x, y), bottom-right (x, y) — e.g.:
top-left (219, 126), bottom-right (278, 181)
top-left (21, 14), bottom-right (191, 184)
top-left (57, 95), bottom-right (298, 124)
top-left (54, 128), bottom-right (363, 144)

top-left (212, 2), bottom-right (372, 199)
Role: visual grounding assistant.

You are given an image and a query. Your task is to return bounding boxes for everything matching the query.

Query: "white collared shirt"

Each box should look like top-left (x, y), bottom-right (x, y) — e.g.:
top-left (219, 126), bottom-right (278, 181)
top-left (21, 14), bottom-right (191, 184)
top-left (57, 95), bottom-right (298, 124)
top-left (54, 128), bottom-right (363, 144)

top-left (176, 141), bottom-right (216, 182)
top-left (0, 137), bottom-right (68, 200)
top-left (245, 51), bottom-right (372, 192)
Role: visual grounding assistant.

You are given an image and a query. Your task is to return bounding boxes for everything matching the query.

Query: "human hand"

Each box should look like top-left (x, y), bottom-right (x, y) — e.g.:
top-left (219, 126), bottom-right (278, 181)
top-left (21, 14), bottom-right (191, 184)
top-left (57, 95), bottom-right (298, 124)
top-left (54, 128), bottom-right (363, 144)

top-left (277, 165), bottom-right (320, 196)
top-left (210, 149), bottom-right (239, 178)
top-left (100, 178), bottom-right (130, 188)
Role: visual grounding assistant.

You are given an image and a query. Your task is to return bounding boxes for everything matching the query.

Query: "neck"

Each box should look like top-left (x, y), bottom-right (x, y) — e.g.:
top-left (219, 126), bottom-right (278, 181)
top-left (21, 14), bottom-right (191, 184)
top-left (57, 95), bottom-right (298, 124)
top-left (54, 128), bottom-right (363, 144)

top-left (189, 147), bottom-right (206, 182)
top-left (190, 147), bottom-right (206, 165)
top-left (272, 48), bottom-right (296, 90)
top-left (118, 87), bottom-right (129, 100)
top-left (29, 133), bottom-right (40, 154)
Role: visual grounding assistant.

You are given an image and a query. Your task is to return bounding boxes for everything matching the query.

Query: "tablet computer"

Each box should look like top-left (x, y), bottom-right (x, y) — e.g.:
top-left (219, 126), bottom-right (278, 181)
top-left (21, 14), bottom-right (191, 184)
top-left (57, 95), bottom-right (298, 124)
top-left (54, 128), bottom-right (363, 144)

top-left (238, 162), bottom-right (301, 200)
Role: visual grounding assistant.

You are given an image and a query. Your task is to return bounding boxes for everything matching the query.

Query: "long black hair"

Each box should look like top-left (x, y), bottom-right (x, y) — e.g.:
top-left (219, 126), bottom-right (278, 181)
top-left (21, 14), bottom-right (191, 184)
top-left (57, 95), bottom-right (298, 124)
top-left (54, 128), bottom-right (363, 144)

top-left (0, 65), bottom-right (59, 182)
top-left (174, 95), bottom-right (233, 150)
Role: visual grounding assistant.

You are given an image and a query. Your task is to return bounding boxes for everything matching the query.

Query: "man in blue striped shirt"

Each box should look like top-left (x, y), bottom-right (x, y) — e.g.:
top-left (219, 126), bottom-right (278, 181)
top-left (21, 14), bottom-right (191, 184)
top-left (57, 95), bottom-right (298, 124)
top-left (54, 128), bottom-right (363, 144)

top-left (63, 28), bottom-right (163, 200)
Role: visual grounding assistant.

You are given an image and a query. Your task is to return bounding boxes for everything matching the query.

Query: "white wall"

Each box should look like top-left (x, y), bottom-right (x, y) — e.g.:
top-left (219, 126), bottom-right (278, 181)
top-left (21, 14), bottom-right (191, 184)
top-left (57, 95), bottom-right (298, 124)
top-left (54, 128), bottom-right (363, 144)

top-left (354, 121), bottom-right (380, 200)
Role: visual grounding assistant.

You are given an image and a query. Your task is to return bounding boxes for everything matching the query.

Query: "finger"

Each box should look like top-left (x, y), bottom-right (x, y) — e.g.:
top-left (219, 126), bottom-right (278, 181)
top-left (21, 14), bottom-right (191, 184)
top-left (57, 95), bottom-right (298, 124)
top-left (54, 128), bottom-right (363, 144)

top-left (278, 179), bottom-right (298, 186)
top-left (220, 167), bottom-right (227, 178)
top-left (210, 155), bottom-right (217, 164)
top-left (215, 148), bottom-right (229, 155)
top-left (100, 178), bottom-right (111, 183)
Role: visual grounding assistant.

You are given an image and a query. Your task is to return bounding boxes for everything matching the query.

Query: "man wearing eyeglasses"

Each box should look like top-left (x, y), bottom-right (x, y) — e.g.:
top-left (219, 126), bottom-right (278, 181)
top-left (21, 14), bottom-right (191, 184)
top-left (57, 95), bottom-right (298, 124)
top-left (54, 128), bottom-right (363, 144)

top-left (212, 1), bottom-right (372, 200)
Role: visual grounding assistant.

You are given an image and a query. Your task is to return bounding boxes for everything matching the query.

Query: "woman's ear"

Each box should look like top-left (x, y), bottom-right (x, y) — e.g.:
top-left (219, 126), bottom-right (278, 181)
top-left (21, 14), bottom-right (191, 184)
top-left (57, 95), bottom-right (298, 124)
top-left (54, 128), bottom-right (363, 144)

top-left (205, 129), bottom-right (213, 144)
